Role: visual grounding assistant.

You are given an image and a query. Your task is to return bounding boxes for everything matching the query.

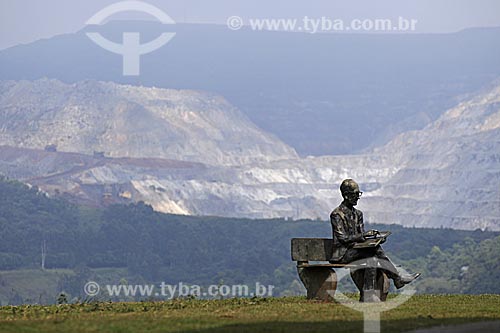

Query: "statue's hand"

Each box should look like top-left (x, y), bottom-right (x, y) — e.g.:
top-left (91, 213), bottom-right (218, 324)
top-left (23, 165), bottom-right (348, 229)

top-left (353, 233), bottom-right (365, 242)
top-left (363, 229), bottom-right (379, 238)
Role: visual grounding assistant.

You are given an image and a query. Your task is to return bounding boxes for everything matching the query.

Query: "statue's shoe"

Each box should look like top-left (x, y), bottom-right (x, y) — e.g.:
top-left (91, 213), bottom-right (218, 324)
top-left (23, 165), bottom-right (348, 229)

top-left (394, 273), bottom-right (421, 289)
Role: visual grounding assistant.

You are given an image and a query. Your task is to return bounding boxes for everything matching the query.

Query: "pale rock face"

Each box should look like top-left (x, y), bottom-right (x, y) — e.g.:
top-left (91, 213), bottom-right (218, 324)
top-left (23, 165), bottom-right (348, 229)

top-left (0, 79), bottom-right (297, 166)
top-left (0, 79), bottom-right (499, 230)
top-left (366, 84), bottom-right (500, 230)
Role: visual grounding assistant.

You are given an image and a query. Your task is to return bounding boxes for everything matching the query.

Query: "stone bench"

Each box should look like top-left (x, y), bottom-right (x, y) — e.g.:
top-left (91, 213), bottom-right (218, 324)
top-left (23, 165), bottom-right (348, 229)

top-left (291, 238), bottom-right (389, 301)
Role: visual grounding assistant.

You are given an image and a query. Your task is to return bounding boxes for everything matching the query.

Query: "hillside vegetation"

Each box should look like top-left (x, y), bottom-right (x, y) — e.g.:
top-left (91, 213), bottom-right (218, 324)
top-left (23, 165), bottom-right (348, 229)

top-left (0, 176), bottom-right (499, 305)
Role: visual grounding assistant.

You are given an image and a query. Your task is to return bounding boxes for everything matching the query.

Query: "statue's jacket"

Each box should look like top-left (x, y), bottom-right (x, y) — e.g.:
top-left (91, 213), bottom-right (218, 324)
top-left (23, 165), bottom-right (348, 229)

top-left (330, 201), bottom-right (365, 262)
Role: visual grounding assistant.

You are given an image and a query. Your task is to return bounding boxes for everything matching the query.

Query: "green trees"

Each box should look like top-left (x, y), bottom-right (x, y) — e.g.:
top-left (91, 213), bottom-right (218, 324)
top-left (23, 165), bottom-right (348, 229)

top-left (0, 176), bottom-right (499, 301)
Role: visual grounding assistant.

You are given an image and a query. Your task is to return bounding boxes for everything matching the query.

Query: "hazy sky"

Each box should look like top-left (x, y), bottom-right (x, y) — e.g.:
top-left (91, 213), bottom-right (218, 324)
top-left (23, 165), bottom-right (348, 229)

top-left (1, 0), bottom-right (500, 50)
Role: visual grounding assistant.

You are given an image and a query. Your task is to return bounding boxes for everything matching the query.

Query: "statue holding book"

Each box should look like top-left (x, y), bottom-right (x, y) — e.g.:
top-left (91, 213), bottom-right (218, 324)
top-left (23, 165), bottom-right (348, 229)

top-left (330, 179), bottom-right (420, 302)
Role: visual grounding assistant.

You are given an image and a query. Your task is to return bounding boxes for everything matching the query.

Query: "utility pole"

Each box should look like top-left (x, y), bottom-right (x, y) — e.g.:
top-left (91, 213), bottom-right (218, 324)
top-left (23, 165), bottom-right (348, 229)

top-left (41, 239), bottom-right (47, 270)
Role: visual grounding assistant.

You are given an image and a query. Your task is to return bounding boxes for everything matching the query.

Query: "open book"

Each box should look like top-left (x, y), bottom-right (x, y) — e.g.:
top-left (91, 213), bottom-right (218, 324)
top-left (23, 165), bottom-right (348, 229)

top-left (352, 231), bottom-right (392, 248)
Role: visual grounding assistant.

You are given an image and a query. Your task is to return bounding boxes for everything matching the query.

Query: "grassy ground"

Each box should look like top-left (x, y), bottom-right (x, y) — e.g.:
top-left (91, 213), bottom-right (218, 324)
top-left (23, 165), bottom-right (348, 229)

top-left (0, 268), bottom-right (128, 305)
top-left (0, 295), bottom-right (499, 333)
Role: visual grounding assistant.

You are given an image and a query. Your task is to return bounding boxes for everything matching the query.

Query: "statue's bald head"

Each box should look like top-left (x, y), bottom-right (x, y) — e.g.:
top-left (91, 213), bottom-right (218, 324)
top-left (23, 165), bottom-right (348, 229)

top-left (340, 179), bottom-right (362, 206)
top-left (340, 179), bottom-right (360, 195)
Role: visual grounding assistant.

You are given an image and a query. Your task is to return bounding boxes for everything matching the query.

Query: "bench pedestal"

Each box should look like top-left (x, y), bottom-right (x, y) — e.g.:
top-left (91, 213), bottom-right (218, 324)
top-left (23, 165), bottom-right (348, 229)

top-left (297, 266), bottom-right (337, 301)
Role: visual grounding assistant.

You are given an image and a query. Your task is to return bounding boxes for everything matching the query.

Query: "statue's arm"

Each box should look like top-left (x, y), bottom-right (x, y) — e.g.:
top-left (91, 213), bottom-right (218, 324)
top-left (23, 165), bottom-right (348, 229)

top-left (359, 211), bottom-right (387, 244)
top-left (331, 213), bottom-right (364, 244)
top-left (359, 210), bottom-right (365, 234)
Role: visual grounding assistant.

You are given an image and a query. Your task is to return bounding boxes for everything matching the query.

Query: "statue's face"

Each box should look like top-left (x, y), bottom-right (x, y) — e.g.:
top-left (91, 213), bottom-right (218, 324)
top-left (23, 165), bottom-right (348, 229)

top-left (344, 191), bottom-right (362, 206)
top-left (340, 179), bottom-right (362, 206)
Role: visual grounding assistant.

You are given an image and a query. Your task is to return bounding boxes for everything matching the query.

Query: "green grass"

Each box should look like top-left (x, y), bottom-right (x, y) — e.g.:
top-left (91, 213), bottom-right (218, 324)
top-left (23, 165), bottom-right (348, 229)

top-left (0, 295), bottom-right (499, 333)
top-left (0, 268), bottom-right (129, 305)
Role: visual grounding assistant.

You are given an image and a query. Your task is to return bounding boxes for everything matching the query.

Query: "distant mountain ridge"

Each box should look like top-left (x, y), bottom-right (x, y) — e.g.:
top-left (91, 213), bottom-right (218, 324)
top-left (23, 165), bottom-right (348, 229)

top-left (363, 83), bottom-right (500, 229)
top-left (1, 22), bottom-right (499, 155)
top-left (0, 79), bottom-right (297, 166)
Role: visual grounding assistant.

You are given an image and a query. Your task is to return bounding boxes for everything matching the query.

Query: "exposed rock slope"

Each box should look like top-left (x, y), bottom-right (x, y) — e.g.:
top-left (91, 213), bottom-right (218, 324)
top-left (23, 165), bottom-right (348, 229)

top-left (0, 79), bottom-right (297, 166)
top-left (0, 79), bottom-right (499, 230)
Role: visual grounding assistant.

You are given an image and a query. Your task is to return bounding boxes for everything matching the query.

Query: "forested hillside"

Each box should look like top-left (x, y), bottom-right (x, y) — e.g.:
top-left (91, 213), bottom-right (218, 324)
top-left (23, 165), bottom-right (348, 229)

top-left (0, 177), bottom-right (498, 304)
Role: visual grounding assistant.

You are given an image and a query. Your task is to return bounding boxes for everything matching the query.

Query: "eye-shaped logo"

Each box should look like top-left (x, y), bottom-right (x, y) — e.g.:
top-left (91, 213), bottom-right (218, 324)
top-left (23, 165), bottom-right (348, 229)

top-left (328, 259), bottom-right (416, 333)
top-left (86, 1), bottom-right (176, 76)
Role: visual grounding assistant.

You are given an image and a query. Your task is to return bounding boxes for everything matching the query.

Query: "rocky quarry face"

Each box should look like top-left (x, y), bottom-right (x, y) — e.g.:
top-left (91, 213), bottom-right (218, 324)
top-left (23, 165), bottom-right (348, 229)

top-left (0, 79), bottom-right (297, 166)
top-left (0, 79), bottom-right (499, 230)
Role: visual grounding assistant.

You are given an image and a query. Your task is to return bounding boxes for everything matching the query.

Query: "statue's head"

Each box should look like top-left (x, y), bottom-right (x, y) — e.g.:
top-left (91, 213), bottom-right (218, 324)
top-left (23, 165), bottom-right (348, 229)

top-left (340, 179), bottom-right (362, 206)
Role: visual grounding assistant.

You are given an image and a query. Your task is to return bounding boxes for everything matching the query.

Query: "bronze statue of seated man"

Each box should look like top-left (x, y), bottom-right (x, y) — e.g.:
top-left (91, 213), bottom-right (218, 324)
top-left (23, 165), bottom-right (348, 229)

top-left (330, 179), bottom-right (420, 302)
